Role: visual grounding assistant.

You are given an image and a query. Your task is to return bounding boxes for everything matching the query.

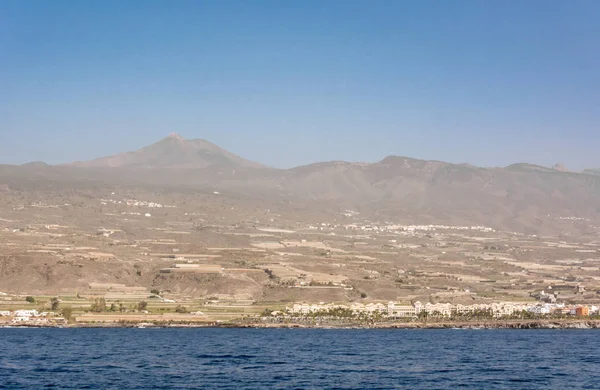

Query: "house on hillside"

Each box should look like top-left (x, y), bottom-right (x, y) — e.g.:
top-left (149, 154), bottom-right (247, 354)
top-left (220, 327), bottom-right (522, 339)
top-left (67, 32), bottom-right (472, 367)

top-left (575, 306), bottom-right (589, 316)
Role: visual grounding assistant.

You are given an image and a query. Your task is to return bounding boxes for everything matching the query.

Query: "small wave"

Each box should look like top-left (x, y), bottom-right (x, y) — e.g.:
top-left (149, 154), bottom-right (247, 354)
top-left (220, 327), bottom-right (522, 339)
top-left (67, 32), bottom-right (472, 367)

top-left (195, 354), bottom-right (256, 359)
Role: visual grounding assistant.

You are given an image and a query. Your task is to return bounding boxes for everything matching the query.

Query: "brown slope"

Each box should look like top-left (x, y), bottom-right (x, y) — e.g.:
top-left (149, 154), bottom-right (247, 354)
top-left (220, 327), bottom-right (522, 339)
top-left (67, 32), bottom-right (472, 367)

top-left (271, 156), bottom-right (600, 235)
top-left (66, 133), bottom-right (264, 169)
top-left (3, 143), bottom-right (600, 235)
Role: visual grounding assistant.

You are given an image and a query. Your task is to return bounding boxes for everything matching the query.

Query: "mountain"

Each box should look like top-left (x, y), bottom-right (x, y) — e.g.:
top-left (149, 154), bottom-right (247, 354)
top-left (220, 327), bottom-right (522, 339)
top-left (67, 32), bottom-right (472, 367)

top-left (67, 133), bottom-right (264, 169)
top-left (273, 156), bottom-right (600, 235)
top-left (504, 163), bottom-right (555, 173)
top-left (20, 161), bottom-right (50, 168)
top-left (1, 134), bottom-right (599, 235)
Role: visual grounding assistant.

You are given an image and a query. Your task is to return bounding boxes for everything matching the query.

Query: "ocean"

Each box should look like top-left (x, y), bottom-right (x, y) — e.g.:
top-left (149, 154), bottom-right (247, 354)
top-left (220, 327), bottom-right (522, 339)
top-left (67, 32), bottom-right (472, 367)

top-left (0, 328), bottom-right (598, 389)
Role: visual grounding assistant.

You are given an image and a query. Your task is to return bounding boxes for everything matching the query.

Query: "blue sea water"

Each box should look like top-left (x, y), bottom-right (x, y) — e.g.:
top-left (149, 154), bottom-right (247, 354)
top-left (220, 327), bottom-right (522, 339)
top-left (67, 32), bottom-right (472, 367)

top-left (0, 328), bottom-right (598, 389)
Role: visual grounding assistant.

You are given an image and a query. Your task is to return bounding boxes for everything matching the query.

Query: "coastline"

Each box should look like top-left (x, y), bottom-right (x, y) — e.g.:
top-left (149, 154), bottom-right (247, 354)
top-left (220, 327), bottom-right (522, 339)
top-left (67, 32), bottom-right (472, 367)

top-left (239, 319), bottom-right (600, 329)
top-left (4, 319), bottom-right (600, 330)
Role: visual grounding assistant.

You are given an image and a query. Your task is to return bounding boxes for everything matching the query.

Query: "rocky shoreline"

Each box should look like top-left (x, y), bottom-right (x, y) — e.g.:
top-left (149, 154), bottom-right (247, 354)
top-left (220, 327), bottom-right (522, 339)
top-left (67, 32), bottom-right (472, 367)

top-left (4, 319), bottom-right (600, 329)
top-left (239, 320), bottom-right (600, 329)
top-left (376, 320), bottom-right (600, 329)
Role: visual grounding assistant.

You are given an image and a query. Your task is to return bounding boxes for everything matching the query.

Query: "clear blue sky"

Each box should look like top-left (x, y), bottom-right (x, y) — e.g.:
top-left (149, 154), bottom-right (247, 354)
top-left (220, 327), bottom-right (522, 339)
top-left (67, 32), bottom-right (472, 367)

top-left (2, 1), bottom-right (600, 169)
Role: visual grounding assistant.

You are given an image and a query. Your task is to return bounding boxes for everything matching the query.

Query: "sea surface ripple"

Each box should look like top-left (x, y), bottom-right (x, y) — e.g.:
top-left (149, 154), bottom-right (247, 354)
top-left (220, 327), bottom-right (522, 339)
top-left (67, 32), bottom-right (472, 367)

top-left (0, 328), bottom-right (598, 389)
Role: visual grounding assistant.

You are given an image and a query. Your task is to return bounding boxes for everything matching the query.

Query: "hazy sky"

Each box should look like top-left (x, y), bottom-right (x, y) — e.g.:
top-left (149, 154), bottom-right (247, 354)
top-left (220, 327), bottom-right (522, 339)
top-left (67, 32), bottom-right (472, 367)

top-left (2, 1), bottom-right (600, 169)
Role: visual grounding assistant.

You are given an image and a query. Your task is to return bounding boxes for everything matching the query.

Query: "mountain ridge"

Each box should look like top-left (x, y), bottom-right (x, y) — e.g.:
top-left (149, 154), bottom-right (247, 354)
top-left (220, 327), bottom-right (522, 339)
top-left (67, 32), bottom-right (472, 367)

top-left (13, 133), bottom-right (597, 175)
top-left (65, 133), bottom-right (266, 170)
top-left (2, 134), bottom-right (599, 235)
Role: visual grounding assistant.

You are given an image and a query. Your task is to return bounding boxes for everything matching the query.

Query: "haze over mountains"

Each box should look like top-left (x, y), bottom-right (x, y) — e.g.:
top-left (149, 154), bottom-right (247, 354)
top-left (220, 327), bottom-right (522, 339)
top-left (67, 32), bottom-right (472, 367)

top-left (584, 168), bottom-right (600, 176)
top-left (67, 133), bottom-right (264, 169)
top-left (2, 133), bottom-right (600, 235)
top-left (50, 133), bottom-right (597, 175)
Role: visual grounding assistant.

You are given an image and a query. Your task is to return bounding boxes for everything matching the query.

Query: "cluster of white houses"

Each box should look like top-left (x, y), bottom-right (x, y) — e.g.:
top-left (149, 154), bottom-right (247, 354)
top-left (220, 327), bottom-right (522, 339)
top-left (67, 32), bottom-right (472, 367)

top-left (341, 224), bottom-right (494, 233)
top-left (0, 310), bottom-right (66, 326)
top-left (287, 301), bottom-right (599, 318)
top-left (100, 198), bottom-right (176, 208)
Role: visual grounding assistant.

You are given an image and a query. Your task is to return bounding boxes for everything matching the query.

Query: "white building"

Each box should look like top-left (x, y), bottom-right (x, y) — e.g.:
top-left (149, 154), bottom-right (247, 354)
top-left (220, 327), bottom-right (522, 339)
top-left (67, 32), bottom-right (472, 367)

top-left (387, 302), bottom-right (416, 317)
top-left (286, 300), bottom-right (557, 319)
top-left (527, 305), bottom-right (550, 315)
top-left (14, 309), bottom-right (39, 317)
top-left (423, 303), bottom-right (453, 316)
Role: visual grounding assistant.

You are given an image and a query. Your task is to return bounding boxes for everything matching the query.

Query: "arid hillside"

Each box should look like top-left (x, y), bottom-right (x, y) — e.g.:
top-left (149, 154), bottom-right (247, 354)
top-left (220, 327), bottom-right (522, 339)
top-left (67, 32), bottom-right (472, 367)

top-left (0, 137), bottom-right (599, 301)
top-left (1, 134), bottom-right (599, 235)
top-left (276, 157), bottom-right (600, 235)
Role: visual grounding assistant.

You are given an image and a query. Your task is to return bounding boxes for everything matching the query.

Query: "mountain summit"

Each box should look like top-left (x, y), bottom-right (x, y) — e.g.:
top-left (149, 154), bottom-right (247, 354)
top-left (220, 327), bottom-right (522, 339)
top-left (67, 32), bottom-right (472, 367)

top-left (67, 134), bottom-right (264, 169)
top-left (167, 132), bottom-right (185, 141)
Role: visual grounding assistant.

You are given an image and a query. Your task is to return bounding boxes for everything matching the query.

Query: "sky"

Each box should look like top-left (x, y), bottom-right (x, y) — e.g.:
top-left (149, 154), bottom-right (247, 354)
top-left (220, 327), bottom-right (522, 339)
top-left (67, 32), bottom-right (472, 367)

top-left (1, 1), bottom-right (600, 170)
